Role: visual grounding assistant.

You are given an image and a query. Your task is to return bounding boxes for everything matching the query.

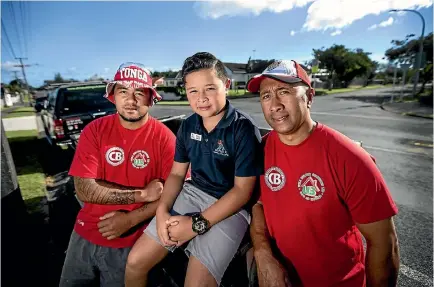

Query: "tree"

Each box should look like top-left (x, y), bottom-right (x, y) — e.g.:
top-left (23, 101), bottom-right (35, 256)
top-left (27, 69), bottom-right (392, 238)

top-left (246, 59), bottom-right (276, 73)
top-left (313, 45), bottom-right (376, 89)
top-left (54, 73), bottom-right (65, 83)
top-left (385, 33), bottom-right (433, 94)
top-left (151, 70), bottom-right (179, 78)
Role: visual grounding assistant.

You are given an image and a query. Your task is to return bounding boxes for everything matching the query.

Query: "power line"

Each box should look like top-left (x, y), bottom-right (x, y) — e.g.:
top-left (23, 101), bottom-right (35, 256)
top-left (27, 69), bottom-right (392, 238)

top-left (2, 38), bottom-right (13, 59)
top-left (1, 19), bottom-right (17, 59)
top-left (8, 1), bottom-right (23, 57)
top-left (19, 1), bottom-right (28, 58)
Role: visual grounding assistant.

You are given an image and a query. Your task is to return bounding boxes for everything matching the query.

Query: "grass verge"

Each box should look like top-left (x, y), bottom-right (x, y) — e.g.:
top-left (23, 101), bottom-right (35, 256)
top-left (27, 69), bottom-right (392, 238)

top-left (6, 129), bottom-right (46, 214)
top-left (316, 85), bottom-right (387, 95)
top-left (157, 101), bottom-right (191, 106)
top-left (3, 106), bottom-right (36, 118)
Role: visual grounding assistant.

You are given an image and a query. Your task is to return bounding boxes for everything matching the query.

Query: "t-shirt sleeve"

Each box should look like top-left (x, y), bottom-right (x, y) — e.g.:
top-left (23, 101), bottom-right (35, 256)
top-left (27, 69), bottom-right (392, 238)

top-left (341, 149), bottom-right (398, 224)
top-left (234, 120), bottom-right (264, 177)
top-left (174, 121), bottom-right (189, 163)
top-left (159, 126), bottom-right (176, 181)
top-left (68, 123), bottom-right (101, 179)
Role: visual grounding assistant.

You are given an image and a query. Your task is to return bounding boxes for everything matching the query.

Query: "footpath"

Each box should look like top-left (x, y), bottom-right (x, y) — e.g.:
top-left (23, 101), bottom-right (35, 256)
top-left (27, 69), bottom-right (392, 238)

top-left (381, 101), bottom-right (433, 119)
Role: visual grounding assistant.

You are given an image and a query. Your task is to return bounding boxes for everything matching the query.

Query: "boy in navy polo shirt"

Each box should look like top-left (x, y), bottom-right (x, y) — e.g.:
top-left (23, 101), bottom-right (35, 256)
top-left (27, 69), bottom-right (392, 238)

top-left (125, 52), bottom-right (263, 287)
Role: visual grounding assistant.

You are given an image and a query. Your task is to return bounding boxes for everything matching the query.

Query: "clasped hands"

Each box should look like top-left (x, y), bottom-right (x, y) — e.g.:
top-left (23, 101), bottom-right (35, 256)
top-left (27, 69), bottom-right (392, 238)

top-left (156, 209), bottom-right (197, 247)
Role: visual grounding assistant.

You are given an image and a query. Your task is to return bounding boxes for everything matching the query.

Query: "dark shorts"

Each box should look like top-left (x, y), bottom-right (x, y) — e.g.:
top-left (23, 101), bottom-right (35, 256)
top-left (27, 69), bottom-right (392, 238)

top-left (59, 230), bottom-right (131, 287)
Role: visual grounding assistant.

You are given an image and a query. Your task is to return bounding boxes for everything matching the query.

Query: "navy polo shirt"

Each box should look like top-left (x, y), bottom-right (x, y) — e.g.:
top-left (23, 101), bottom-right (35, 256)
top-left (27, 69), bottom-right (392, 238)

top-left (174, 100), bottom-right (264, 199)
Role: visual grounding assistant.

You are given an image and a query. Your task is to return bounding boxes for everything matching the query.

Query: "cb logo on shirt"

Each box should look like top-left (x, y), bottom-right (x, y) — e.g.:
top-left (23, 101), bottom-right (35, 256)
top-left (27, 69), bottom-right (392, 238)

top-left (265, 166), bottom-right (286, 192)
top-left (105, 147), bottom-right (125, 166)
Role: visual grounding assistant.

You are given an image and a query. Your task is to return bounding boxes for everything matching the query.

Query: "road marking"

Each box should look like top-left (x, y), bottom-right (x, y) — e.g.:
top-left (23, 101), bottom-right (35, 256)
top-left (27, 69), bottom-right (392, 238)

top-left (400, 264), bottom-right (433, 286)
top-left (311, 111), bottom-right (422, 122)
top-left (364, 145), bottom-right (433, 158)
top-left (414, 142), bottom-right (434, 148)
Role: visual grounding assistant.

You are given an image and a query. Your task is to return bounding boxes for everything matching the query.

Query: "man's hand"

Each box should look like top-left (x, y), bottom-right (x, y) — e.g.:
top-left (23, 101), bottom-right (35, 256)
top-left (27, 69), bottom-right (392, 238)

top-left (255, 249), bottom-right (292, 287)
top-left (156, 207), bottom-right (178, 247)
top-left (97, 211), bottom-right (133, 240)
top-left (134, 180), bottom-right (163, 203)
top-left (166, 215), bottom-right (197, 247)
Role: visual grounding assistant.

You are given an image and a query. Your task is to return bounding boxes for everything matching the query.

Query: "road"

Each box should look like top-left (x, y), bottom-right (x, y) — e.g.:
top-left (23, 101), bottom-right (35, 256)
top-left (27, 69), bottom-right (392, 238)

top-left (150, 87), bottom-right (433, 287)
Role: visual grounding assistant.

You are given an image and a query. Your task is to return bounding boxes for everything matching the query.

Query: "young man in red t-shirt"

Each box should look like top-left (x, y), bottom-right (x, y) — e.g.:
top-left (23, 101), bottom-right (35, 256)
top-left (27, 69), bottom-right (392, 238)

top-left (247, 60), bottom-right (400, 287)
top-left (59, 62), bottom-right (177, 286)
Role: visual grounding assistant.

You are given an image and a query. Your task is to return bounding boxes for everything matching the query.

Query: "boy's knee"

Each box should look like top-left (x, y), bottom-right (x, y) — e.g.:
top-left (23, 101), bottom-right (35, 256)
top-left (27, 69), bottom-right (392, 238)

top-left (126, 249), bottom-right (151, 272)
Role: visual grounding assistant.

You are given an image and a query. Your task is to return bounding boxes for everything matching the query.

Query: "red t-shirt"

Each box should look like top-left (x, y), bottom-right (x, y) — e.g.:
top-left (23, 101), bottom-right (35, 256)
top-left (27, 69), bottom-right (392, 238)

top-left (260, 123), bottom-right (398, 287)
top-left (69, 114), bottom-right (176, 248)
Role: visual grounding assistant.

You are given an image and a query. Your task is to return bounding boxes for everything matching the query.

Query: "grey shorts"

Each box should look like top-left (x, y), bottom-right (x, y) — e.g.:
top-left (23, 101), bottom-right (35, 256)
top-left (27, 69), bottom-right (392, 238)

top-left (144, 182), bottom-right (250, 286)
top-left (59, 230), bottom-right (131, 287)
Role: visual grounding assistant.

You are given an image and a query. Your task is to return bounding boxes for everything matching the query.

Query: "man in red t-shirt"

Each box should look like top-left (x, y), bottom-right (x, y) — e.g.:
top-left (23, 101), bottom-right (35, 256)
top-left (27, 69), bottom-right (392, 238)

top-left (59, 62), bottom-right (177, 286)
top-left (247, 60), bottom-right (400, 287)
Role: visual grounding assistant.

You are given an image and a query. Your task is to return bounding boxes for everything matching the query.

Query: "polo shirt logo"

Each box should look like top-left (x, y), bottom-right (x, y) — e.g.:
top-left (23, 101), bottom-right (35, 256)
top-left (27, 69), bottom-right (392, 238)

top-left (191, 133), bottom-right (202, 141)
top-left (105, 147), bottom-right (125, 166)
top-left (131, 150), bottom-right (150, 169)
top-left (265, 166), bottom-right (286, 191)
top-left (213, 140), bottom-right (229, 157)
top-left (298, 173), bottom-right (325, 201)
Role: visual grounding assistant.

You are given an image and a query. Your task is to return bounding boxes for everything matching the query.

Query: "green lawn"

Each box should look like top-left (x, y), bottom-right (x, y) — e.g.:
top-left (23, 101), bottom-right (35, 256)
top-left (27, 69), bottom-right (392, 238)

top-left (228, 89), bottom-right (250, 96)
top-left (316, 85), bottom-right (388, 95)
top-left (2, 106), bottom-right (36, 118)
top-left (5, 129), bottom-right (46, 214)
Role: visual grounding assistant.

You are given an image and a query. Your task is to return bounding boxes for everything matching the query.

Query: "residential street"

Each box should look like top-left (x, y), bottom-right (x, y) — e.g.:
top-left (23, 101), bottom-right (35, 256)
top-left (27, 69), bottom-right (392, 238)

top-left (150, 87), bottom-right (433, 287)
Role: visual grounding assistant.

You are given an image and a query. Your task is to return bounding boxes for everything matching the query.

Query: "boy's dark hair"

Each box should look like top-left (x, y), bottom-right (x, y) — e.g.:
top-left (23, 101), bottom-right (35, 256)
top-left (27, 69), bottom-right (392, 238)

top-left (181, 52), bottom-right (228, 84)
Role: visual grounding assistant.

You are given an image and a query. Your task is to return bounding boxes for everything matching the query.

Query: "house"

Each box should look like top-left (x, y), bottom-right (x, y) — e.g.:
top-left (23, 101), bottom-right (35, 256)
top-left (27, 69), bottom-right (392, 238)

top-left (161, 71), bottom-right (182, 87)
top-left (152, 76), bottom-right (165, 87)
top-left (223, 62), bottom-right (260, 89)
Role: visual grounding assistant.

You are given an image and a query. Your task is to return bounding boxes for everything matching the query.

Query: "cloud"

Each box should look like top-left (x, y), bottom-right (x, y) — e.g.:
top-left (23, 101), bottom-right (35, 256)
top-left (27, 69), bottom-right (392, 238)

top-left (194, 0), bottom-right (314, 19)
top-left (330, 30), bottom-right (342, 36)
top-left (290, 30), bottom-right (297, 36)
top-left (303, 0), bottom-right (431, 31)
top-left (195, 0), bottom-right (432, 33)
top-left (368, 16), bottom-right (394, 30)
top-left (370, 53), bottom-right (388, 63)
top-left (0, 61), bottom-right (20, 71)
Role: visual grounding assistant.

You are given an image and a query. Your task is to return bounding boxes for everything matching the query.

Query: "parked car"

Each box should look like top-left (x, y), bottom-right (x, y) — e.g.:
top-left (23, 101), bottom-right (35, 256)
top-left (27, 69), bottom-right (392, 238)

top-left (40, 81), bottom-right (116, 148)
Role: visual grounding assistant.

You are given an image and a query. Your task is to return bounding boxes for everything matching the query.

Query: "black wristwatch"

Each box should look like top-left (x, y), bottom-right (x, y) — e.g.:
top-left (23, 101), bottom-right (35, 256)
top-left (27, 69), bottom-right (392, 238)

top-left (191, 213), bottom-right (210, 235)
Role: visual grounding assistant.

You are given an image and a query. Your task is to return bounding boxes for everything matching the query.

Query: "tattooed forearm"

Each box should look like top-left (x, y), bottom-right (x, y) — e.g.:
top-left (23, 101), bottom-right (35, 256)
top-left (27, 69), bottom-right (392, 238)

top-left (128, 200), bottom-right (160, 227)
top-left (74, 177), bottom-right (137, 205)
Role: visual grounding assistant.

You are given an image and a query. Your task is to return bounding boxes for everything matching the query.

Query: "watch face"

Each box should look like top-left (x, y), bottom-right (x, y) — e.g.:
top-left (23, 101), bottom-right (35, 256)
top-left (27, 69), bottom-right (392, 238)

top-left (193, 220), bottom-right (207, 233)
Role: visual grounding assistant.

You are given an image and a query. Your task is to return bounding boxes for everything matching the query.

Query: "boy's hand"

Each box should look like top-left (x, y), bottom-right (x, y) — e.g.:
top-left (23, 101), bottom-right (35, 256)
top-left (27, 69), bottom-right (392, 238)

top-left (167, 215), bottom-right (197, 247)
top-left (156, 208), bottom-right (177, 246)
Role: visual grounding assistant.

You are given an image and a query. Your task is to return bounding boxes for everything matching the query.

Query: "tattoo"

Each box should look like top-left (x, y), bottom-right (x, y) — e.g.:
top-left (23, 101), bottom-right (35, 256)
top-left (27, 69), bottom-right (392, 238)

top-left (136, 204), bottom-right (149, 212)
top-left (74, 177), bottom-right (136, 205)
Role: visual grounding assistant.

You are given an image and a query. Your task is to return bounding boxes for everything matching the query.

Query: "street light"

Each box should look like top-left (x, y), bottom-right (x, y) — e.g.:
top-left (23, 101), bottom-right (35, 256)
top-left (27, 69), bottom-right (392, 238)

top-left (389, 9), bottom-right (426, 98)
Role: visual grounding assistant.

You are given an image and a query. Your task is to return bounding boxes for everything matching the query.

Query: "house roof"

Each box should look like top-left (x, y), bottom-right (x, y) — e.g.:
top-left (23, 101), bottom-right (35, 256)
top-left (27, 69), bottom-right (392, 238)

top-left (224, 62), bottom-right (247, 73)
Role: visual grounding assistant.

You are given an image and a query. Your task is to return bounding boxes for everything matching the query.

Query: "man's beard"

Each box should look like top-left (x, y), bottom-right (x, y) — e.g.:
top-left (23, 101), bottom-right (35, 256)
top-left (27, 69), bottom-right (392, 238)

top-left (118, 110), bottom-right (146, 122)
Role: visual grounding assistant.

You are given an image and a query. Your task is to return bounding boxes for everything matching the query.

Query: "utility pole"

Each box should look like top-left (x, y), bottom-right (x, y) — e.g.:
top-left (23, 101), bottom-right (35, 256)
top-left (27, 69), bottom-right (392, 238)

top-left (1, 119), bottom-right (30, 286)
top-left (14, 57), bottom-right (31, 105)
top-left (390, 9), bottom-right (426, 98)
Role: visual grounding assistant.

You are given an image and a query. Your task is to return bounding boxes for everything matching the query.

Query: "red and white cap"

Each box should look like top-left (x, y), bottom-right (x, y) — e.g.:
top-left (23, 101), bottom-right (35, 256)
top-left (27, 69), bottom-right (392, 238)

top-left (247, 60), bottom-right (314, 98)
top-left (104, 62), bottom-right (162, 106)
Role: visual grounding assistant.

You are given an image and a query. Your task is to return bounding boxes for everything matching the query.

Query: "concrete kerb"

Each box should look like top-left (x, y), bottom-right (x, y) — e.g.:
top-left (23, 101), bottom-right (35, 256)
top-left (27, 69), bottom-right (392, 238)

top-left (380, 103), bottom-right (433, 120)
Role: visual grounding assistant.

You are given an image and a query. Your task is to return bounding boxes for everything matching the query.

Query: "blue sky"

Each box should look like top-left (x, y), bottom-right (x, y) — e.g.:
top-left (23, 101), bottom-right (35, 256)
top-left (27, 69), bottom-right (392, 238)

top-left (1, 0), bottom-right (433, 87)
